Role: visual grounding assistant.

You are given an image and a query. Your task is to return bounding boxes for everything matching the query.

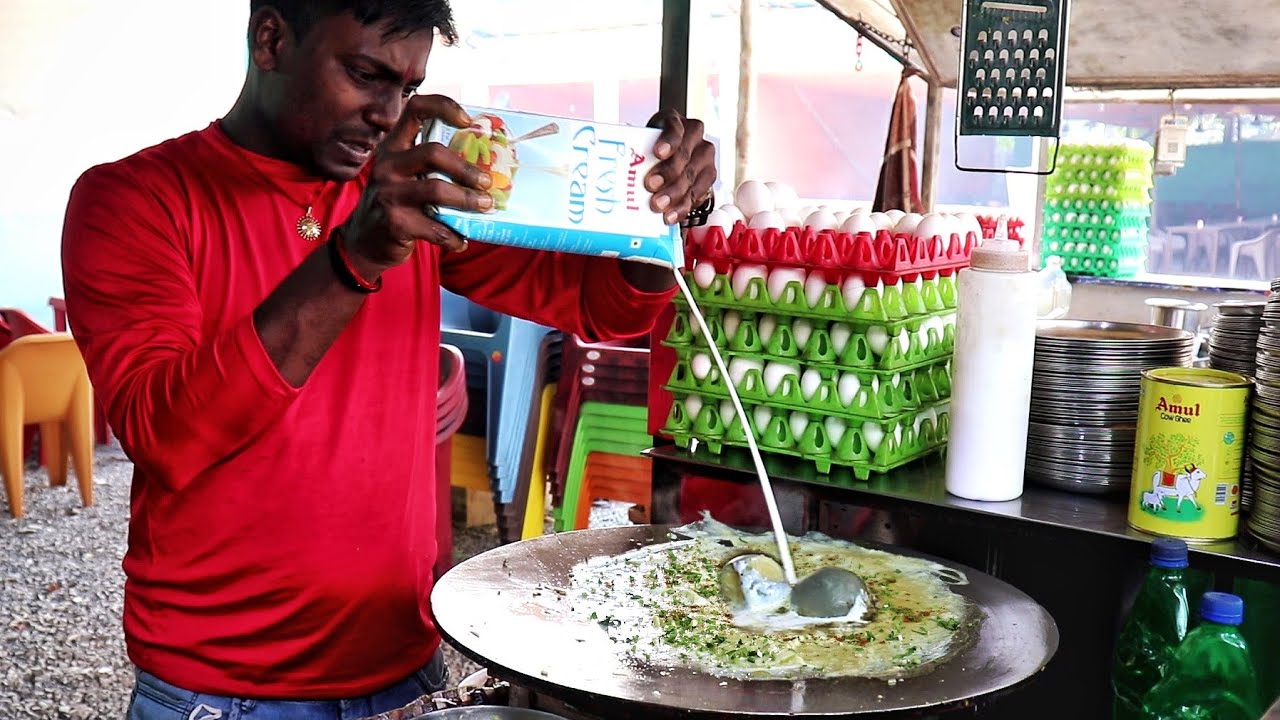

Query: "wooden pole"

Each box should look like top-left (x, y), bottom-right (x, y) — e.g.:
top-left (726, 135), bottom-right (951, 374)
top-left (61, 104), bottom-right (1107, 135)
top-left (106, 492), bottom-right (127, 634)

top-left (921, 78), bottom-right (943, 211)
top-left (735, 0), bottom-right (754, 186)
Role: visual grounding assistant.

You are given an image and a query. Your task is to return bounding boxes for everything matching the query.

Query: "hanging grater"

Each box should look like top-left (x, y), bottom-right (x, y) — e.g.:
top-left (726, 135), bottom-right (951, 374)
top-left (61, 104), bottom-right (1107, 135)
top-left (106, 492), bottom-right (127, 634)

top-left (954, 0), bottom-right (1071, 175)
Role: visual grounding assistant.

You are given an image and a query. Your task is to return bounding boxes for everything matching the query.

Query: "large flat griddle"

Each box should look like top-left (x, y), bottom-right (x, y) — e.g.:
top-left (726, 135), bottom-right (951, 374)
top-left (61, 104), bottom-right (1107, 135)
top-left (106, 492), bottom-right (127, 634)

top-left (431, 526), bottom-right (1058, 718)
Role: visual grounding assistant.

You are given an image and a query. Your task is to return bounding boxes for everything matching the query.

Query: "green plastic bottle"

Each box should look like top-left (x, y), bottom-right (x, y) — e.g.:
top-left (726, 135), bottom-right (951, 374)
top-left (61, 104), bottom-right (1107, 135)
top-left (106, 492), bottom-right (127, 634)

top-left (1113, 538), bottom-right (1192, 720)
top-left (1141, 592), bottom-right (1263, 720)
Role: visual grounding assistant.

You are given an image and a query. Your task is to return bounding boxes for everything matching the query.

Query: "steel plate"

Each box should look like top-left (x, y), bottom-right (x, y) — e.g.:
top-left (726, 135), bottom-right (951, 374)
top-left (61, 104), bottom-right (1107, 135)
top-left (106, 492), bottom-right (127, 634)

top-left (431, 526), bottom-right (1059, 718)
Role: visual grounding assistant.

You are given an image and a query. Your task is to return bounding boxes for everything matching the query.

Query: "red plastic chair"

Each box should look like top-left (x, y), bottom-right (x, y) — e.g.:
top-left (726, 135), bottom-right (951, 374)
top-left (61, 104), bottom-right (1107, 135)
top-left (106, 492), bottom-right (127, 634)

top-left (435, 344), bottom-right (468, 582)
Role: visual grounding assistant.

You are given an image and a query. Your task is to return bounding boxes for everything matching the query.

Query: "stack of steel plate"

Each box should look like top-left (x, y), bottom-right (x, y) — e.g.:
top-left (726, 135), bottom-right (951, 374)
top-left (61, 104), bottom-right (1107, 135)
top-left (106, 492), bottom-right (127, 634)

top-left (1246, 281), bottom-right (1280, 552)
top-left (1209, 300), bottom-right (1267, 377)
top-left (1208, 299), bottom-right (1266, 512)
top-left (1027, 320), bottom-right (1196, 495)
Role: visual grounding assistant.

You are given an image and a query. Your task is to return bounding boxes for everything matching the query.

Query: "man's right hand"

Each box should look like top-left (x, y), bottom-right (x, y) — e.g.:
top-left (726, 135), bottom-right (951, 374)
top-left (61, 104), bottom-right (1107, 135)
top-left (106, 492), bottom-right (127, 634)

top-left (338, 95), bottom-right (492, 279)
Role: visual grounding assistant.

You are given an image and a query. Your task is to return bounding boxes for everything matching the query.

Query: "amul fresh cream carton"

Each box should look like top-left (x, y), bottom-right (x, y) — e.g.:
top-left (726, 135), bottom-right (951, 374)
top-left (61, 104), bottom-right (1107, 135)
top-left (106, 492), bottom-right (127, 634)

top-left (423, 107), bottom-right (684, 268)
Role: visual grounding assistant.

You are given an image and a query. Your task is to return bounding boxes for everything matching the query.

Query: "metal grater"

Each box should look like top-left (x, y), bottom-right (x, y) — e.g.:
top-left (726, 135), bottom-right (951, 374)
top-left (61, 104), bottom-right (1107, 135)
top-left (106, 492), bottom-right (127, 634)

top-left (955, 0), bottom-right (1071, 174)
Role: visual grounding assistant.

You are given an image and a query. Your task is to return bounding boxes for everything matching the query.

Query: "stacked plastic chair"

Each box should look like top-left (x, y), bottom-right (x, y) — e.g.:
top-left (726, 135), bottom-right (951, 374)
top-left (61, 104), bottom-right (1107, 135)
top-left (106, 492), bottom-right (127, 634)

top-left (439, 289), bottom-right (553, 521)
top-left (548, 334), bottom-right (652, 532)
top-left (494, 331), bottom-right (561, 543)
top-left (650, 215), bottom-right (973, 481)
top-left (1040, 140), bottom-right (1154, 278)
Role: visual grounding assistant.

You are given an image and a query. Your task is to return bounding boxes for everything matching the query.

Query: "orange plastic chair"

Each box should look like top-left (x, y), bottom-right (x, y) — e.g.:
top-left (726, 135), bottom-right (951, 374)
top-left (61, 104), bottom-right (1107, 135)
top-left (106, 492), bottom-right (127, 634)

top-left (573, 452), bottom-right (652, 530)
top-left (0, 334), bottom-right (95, 518)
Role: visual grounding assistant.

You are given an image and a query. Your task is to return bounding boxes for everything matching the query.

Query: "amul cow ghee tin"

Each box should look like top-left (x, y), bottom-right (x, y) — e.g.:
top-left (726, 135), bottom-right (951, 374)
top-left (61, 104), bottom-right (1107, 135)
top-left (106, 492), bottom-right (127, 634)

top-left (1128, 367), bottom-right (1253, 542)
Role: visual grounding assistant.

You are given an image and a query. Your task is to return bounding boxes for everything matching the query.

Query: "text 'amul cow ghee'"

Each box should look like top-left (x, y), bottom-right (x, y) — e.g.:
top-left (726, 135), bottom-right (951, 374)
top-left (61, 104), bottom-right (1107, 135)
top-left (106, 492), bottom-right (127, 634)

top-left (1129, 368), bottom-right (1253, 542)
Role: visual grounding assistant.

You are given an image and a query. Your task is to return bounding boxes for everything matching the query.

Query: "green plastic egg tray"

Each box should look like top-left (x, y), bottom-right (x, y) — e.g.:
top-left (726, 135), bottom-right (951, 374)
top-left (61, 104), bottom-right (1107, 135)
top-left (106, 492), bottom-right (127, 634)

top-left (661, 397), bottom-right (949, 478)
top-left (677, 271), bottom-right (958, 328)
top-left (1044, 198), bottom-right (1149, 214)
top-left (663, 353), bottom-right (951, 421)
top-left (664, 309), bottom-right (955, 374)
top-left (1043, 224), bottom-right (1148, 245)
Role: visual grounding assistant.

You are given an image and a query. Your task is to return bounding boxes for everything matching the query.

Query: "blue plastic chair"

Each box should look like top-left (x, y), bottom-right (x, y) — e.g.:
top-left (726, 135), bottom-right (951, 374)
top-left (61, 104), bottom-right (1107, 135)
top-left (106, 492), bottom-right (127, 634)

top-left (440, 289), bottom-right (552, 504)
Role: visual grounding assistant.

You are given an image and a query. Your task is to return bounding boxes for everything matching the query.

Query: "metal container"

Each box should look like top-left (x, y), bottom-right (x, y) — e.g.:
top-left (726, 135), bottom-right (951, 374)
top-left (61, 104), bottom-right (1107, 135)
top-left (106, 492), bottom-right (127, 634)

top-left (414, 709), bottom-right (569, 720)
top-left (1128, 367), bottom-right (1253, 542)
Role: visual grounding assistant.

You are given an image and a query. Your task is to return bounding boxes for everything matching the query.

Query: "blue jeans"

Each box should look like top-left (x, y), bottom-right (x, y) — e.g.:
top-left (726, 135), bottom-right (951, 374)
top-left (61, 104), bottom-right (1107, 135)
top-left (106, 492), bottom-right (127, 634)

top-left (126, 651), bottom-right (448, 720)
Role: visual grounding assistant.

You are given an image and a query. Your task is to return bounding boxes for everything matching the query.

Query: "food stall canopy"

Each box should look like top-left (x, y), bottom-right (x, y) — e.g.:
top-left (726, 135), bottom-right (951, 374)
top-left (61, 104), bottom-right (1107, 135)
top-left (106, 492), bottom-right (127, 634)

top-left (819, 0), bottom-right (1280, 89)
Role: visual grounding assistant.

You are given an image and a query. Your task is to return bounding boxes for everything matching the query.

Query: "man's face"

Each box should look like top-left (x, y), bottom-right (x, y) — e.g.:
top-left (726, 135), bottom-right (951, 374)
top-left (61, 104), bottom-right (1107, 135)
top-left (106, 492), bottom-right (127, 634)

top-left (257, 13), bottom-right (433, 180)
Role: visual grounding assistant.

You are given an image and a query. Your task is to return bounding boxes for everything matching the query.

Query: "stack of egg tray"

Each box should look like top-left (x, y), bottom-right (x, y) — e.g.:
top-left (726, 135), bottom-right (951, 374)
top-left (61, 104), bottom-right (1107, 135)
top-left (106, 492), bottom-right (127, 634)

top-left (1041, 141), bottom-right (1154, 279)
top-left (659, 221), bottom-right (974, 480)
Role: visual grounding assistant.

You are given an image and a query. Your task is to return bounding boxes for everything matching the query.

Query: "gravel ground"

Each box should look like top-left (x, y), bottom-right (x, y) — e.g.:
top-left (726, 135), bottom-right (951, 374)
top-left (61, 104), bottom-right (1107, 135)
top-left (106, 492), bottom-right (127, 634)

top-left (0, 443), bottom-right (503, 719)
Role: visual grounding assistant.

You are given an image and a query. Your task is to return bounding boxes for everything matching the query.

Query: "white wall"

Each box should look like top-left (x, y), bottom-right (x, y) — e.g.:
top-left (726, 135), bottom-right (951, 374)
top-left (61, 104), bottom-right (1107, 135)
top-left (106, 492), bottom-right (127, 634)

top-left (0, 1), bottom-right (249, 325)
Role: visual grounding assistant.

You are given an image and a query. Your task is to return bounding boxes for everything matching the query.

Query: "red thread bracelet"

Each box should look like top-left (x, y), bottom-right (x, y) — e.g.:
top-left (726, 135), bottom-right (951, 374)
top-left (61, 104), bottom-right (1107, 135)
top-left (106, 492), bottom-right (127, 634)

top-left (329, 230), bottom-right (383, 293)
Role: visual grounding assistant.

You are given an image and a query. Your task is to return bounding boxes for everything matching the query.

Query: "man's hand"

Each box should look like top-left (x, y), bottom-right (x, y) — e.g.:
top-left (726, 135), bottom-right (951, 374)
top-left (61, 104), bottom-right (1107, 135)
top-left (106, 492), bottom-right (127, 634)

top-left (339, 95), bottom-right (492, 280)
top-left (646, 110), bottom-right (717, 226)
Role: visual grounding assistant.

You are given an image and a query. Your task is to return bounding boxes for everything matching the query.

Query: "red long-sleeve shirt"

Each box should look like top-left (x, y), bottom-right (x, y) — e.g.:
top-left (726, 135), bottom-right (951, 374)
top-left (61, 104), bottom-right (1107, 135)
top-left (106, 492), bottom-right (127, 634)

top-left (60, 122), bottom-right (673, 698)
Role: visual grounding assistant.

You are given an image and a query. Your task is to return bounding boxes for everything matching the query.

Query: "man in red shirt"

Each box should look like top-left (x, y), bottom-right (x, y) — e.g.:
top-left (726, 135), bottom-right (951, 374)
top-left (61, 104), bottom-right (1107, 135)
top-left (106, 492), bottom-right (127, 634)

top-left (61, 2), bottom-right (715, 718)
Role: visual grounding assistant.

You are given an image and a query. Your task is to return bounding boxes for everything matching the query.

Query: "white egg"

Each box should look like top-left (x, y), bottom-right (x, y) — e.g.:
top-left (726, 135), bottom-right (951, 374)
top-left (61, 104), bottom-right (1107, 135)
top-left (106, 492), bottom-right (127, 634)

top-left (896, 329), bottom-right (911, 354)
top-left (863, 423), bottom-right (886, 453)
top-left (869, 212), bottom-right (894, 230)
top-left (735, 181), bottom-right (774, 218)
top-left (870, 376), bottom-right (880, 393)
top-left (719, 400), bottom-right (736, 425)
top-left (780, 208), bottom-right (804, 228)
top-left (684, 394), bottom-right (703, 419)
top-left (837, 373), bottom-right (862, 406)
top-left (797, 205), bottom-right (819, 219)
top-left (721, 311), bottom-right (742, 343)
top-left (804, 271), bottom-right (829, 308)
top-left (789, 412), bottom-right (809, 439)
top-left (891, 372), bottom-right (902, 388)
top-left (692, 262), bottom-right (717, 289)
top-left (834, 211), bottom-right (851, 225)
top-left (824, 417), bottom-right (848, 445)
top-left (893, 424), bottom-right (903, 449)
top-left (830, 322), bottom-right (853, 353)
top-left (842, 276), bottom-right (866, 310)
top-left (912, 213), bottom-right (947, 241)
top-left (804, 209), bottom-right (839, 232)
top-left (840, 213), bottom-right (878, 235)
top-left (702, 208), bottom-right (734, 237)
top-left (691, 353), bottom-right (713, 380)
top-left (885, 209), bottom-right (906, 223)
top-left (867, 326), bottom-right (890, 355)
top-left (731, 265), bottom-right (768, 299)
top-left (753, 406), bottom-right (773, 433)
top-left (915, 327), bottom-right (931, 350)
top-left (789, 320), bottom-right (811, 350)
top-left (688, 310), bottom-right (703, 339)
top-left (762, 362), bottom-right (800, 395)
top-left (895, 212), bottom-right (924, 236)
top-left (913, 413), bottom-right (925, 436)
top-left (766, 268), bottom-right (805, 303)
top-left (850, 207), bottom-right (869, 215)
top-left (765, 181), bottom-right (799, 212)
top-left (718, 204), bottom-right (746, 225)
top-left (800, 369), bottom-right (824, 401)
top-left (758, 315), bottom-right (778, 344)
top-left (749, 210), bottom-right (786, 231)
top-left (728, 357), bottom-right (763, 387)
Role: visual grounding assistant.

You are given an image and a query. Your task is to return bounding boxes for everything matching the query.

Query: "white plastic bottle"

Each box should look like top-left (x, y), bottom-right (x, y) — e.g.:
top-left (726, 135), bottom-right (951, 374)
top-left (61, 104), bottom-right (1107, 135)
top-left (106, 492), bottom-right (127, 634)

top-left (945, 226), bottom-right (1038, 501)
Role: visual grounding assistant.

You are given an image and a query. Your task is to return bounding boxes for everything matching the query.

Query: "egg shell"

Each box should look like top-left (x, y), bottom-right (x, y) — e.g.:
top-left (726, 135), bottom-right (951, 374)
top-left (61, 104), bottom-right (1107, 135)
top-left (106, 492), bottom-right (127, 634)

top-left (762, 362), bottom-right (800, 395)
top-left (869, 212), bottom-right (894, 230)
top-left (829, 322), bottom-right (853, 353)
top-left (893, 424), bottom-right (903, 448)
top-left (896, 329), bottom-right (911, 354)
top-left (804, 209), bottom-right (839, 232)
top-left (727, 357), bottom-right (764, 387)
top-left (800, 369), bottom-right (824, 401)
top-left (912, 213), bottom-right (947, 242)
top-left (891, 372), bottom-right (902, 388)
top-left (779, 208), bottom-right (803, 228)
top-left (837, 373), bottom-right (861, 406)
top-left (691, 353), bottom-right (713, 380)
top-left (735, 181), bottom-right (773, 218)
top-left (684, 394), bottom-right (704, 419)
top-left (749, 210), bottom-right (786, 231)
top-left (804, 272), bottom-right (829, 308)
top-left (719, 400), bottom-right (736, 425)
top-left (840, 213), bottom-right (878, 235)
top-left (824, 416), bottom-right (848, 445)
top-left (718, 204), bottom-right (746, 225)
top-left (766, 268), bottom-right (805, 303)
top-left (863, 422), bottom-right (885, 453)
top-left (753, 406), bottom-right (773, 433)
top-left (791, 319), bottom-right (814, 349)
top-left (895, 212), bottom-right (924, 236)
top-left (884, 209), bottom-right (906, 223)
top-left (789, 412), bottom-right (809, 439)
top-left (703, 208), bottom-right (734, 236)
top-left (721, 311), bottom-right (742, 344)
top-left (842, 276), bottom-right (866, 311)
top-left (758, 315), bottom-right (778, 344)
top-left (867, 326), bottom-right (890, 355)
top-left (765, 181), bottom-right (800, 212)
top-left (731, 265), bottom-right (768, 299)
top-left (692, 262), bottom-right (717, 289)
top-left (834, 211), bottom-right (851, 225)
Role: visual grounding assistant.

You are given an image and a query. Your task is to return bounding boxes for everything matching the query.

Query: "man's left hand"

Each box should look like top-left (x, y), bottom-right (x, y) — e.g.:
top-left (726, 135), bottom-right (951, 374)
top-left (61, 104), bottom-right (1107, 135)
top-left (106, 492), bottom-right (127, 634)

top-left (646, 110), bottom-right (717, 226)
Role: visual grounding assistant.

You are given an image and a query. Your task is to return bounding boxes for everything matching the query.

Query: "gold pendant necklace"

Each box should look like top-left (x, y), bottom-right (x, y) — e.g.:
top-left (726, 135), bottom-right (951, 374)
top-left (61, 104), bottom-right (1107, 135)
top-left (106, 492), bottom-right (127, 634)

top-left (296, 206), bottom-right (323, 241)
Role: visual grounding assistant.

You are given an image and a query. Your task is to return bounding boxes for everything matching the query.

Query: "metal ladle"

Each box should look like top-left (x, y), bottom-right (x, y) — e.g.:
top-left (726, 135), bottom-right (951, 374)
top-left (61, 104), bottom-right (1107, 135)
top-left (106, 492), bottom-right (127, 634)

top-left (719, 553), bottom-right (874, 620)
